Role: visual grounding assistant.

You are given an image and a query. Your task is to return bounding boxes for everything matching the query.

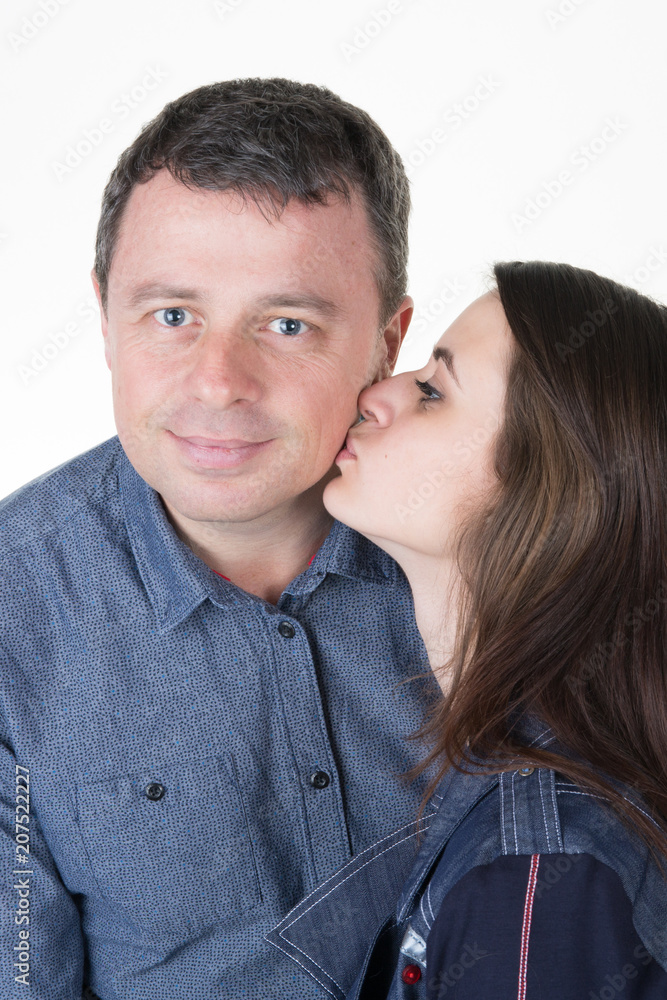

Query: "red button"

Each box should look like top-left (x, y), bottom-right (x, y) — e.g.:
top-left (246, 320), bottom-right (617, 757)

top-left (401, 963), bottom-right (422, 985)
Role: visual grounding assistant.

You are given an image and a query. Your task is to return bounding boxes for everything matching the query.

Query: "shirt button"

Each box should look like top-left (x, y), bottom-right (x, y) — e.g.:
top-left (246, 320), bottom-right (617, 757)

top-left (144, 782), bottom-right (165, 801)
top-left (278, 621), bottom-right (295, 638)
top-left (310, 770), bottom-right (331, 789)
top-left (401, 964), bottom-right (422, 984)
top-left (518, 766), bottom-right (535, 776)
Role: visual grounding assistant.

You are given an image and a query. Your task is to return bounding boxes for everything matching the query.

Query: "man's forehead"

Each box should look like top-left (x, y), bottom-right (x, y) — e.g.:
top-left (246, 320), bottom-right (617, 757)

top-left (121, 168), bottom-right (368, 236)
top-left (111, 170), bottom-right (379, 296)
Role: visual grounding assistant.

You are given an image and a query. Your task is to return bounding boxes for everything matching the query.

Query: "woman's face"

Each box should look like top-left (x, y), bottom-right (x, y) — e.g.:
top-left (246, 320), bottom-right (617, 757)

top-left (323, 292), bottom-right (514, 560)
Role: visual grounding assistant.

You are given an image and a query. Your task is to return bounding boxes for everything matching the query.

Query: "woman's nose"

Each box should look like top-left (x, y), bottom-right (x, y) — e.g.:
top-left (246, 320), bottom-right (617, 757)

top-left (356, 373), bottom-right (402, 425)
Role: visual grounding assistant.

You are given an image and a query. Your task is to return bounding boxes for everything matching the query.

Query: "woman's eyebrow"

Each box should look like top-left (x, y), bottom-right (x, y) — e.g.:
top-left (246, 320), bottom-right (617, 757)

top-left (432, 345), bottom-right (461, 388)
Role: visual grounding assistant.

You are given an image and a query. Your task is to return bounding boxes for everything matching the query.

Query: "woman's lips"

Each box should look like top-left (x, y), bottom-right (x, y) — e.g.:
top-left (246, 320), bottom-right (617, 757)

top-left (334, 434), bottom-right (358, 463)
top-left (169, 432), bottom-right (273, 469)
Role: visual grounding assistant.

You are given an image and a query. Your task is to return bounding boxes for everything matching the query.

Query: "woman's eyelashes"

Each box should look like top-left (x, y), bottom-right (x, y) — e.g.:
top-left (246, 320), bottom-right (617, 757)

top-left (414, 377), bottom-right (444, 406)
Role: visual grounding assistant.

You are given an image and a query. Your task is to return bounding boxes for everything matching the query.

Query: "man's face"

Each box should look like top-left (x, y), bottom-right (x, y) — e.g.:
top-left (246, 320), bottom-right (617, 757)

top-left (94, 170), bottom-right (410, 525)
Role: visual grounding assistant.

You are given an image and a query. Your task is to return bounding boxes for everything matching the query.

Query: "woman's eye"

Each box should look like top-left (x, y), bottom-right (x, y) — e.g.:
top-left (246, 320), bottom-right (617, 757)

top-left (266, 317), bottom-right (311, 336)
top-left (154, 307), bottom-right (195, 327)
top-left (414, 377), bottom-right (443, 405)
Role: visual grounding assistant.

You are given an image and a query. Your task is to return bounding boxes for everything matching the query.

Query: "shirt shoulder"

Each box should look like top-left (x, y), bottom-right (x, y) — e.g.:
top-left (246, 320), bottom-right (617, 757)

top-left (425, 852), bottom-right (667, 999)
top-left (0, 436), bottom-right (123, 562)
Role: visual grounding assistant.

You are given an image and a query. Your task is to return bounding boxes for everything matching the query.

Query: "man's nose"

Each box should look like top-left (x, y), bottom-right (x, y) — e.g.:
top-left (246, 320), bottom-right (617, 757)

top-left (184, 329), bottom-right (262, 406)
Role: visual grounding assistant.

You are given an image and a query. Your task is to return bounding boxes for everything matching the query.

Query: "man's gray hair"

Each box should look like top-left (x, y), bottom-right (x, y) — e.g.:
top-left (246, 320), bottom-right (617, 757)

top-left (94, 77), bottom-right (411, 326)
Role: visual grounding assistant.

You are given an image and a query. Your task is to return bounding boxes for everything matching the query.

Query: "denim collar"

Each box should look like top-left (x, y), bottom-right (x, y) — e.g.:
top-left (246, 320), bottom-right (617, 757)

top-left (395, 715), bottom-right (556, 921)
top-left (117, 443), bottom-right (393, 632)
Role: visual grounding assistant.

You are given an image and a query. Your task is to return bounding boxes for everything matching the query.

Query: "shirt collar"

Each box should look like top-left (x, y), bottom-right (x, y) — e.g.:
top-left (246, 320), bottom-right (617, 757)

top-left (118, 445), bottom-right (394, 632)
top-left (395, 715), bottom-right (557, 921)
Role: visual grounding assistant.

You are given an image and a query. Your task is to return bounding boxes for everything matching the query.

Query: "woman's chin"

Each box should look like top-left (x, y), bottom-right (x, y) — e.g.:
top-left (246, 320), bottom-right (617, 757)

top-left (322, 475), bottom-right (357, 529)
top-left (322, 479), bottom-right (395, 554)
top-left (322, 477), bottom-right (381, 545)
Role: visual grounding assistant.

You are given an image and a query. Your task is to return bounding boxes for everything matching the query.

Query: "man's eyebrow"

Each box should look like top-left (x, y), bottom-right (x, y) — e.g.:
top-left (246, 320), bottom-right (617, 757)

top-left (432, 345), bottom-right (461, 388)
top-left (253, 293), bottom-right (342, 318)
top-left (125, 283), bottom-right (207, 308)
top-left (123, 286), bottom-right (342, 318)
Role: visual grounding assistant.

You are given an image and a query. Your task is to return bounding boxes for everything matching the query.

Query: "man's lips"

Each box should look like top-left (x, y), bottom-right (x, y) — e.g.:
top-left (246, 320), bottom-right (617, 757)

top-left (168, 431), bottom-right (273, 469)
top-left (178, 435), bottom-right (266, 448)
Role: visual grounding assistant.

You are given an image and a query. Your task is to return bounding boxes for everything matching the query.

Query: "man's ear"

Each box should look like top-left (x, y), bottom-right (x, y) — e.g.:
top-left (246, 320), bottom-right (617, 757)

top-left (376, 295), bottom-right (414, 381)
top-left (91, 270), bottom-right (112, 372)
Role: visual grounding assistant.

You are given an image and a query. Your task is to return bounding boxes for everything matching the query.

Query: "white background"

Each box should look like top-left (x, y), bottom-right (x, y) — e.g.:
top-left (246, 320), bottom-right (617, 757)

top-left (1, 0), bottom-right (665, 498)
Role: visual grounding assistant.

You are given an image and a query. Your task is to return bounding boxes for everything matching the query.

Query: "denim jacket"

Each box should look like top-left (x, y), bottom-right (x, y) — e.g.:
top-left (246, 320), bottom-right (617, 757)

top-left (266, 721), bottom-right (667, 999)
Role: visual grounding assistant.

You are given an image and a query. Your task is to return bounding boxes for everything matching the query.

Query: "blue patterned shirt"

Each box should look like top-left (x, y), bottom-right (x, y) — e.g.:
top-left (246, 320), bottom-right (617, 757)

top-left (0, 437), bottom-right (438, 999)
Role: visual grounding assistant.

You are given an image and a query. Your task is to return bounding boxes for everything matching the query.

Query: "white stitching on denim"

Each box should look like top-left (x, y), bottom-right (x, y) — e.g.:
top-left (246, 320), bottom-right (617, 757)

top-left (511, 771), bottom-right (519, 854)
top-left (265, 935), bottom-right (338, 998)
top-left (500, 775), bottom-right (508, 854)
top-left (420, 888), bottom-right (431, 931)
top-left (273, 818), bottom-right (435, 992)
top-left (556, 789), bottom-right (661, 830)
top-left (527, 728), bottom-right (550, 746)
top-left (537, 770), bottom-right (553, 852)
top-left (276, 824), bottom-right (433, 991)
top-left (427, 881), bottom-right (436, 924)
top-left (550, 773), bottom-right (564, 851)
top-left (279, 815), bottom-right (431, 906)
top-left (278, 818), bottom-right (436, 938)
top-left (556, 789), bottom-right (604, 797)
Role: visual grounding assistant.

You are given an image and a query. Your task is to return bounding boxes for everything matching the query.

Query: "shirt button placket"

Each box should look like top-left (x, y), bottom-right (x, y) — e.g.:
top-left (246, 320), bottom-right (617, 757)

top-left (271, 612), bottom-right (349, 876)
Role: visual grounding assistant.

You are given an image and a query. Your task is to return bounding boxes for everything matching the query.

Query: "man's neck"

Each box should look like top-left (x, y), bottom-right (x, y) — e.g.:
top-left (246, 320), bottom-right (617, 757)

top-left (161, 491), bottom-right (335, 605)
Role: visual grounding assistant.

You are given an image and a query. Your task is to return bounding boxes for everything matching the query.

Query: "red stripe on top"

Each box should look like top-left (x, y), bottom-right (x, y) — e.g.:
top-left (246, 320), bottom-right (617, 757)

top-left (518, 854), bottom-right (541, 1000)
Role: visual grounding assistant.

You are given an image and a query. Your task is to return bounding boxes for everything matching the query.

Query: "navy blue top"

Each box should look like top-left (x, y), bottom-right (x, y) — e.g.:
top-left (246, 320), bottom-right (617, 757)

top-left (426, 853), bottom-right (667, 999)
top-left (0, 437), bottom-right (439, 999)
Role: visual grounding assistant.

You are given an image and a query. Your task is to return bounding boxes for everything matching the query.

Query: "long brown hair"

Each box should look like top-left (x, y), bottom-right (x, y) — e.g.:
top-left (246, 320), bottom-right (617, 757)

top-left (412, 261), bottom-right (667, 858)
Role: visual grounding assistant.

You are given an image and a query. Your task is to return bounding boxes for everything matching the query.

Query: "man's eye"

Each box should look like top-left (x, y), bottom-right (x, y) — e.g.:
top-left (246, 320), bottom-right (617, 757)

top-left (266, 317), bottom-right (310, 336)
top-left (154, 307), bottom-right (195, 327)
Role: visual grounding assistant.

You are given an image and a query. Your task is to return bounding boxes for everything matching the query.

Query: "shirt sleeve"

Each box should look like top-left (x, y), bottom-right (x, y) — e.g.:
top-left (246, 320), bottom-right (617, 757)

top-left (425, 852), bottom-right (667, 1000)
top-left (0, 736), bottom-right (84, 999)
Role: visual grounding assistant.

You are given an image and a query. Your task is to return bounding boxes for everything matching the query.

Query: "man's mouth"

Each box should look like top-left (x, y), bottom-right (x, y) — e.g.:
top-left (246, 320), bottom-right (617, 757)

top-left (168, 432), bottom-right (273, 469)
